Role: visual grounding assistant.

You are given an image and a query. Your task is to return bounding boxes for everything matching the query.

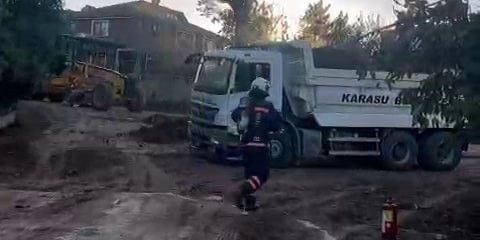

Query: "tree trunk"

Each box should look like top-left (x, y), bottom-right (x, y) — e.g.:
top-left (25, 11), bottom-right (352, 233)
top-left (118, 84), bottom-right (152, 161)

top-left (232, 0), bottom-right (253, 47)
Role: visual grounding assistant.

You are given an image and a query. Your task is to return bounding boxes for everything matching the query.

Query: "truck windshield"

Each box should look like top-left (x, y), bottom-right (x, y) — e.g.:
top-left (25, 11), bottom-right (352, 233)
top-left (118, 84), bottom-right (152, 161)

top-left (194, 58), bottom-right (232, 95)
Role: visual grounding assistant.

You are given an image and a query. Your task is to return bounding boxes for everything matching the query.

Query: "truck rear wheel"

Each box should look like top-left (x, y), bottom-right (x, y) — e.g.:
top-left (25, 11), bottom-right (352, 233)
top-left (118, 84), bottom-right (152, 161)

top-left (419, 132), bottom-right (461, 171)
top-left (269, 127), bottom-right (294, 169)
top-left (381, 131), bottom-right (418, 171)
top-left (92, 83), bottom-right (113, 111)
top-left (126, 87), bottom-right (145, 113)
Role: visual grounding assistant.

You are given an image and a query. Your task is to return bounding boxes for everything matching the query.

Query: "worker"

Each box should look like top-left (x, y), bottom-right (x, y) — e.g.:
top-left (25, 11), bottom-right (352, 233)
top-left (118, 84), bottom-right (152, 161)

top-left (231, 77), bottom-right (282, 212)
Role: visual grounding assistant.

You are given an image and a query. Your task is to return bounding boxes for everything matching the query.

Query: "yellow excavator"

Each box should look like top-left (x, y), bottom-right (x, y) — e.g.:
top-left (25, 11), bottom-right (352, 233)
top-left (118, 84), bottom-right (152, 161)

top-left (44, 34), bottom-right (145, 112)
top-left (49, 61), bottom-right (144, 112)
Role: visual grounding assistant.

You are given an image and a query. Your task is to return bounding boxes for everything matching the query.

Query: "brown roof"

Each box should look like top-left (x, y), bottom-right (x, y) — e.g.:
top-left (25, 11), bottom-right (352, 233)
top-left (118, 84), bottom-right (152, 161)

top-left (71, 1), bottom-right (220, 38)
top-left (72, 1), bottom-right (187, 22)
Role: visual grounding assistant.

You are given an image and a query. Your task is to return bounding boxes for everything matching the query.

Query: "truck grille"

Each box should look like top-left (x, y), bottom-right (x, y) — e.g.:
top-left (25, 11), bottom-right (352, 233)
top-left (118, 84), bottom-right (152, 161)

top-left (190, 102), bottom-right (219, 122)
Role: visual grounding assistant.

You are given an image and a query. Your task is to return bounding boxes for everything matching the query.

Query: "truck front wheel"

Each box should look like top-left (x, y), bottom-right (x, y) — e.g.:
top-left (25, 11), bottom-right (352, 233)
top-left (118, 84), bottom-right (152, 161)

top-left (92, 83), bottom-right (113, 111)
top-left (381, 131), bottom-right (418, 171)
top-left (126, 87), bottom-right (145, 113)
top-left (419, 132), bottom-right (461, 171)
top-left (269, 127), bottom-right (294, 169)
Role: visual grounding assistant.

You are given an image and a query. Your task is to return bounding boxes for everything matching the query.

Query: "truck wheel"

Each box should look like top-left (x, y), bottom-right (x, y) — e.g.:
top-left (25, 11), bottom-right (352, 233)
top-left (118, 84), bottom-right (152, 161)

top-left (269, 127), bottom-right (294, 169)
top-left (92, 83), bottom-right (113, 111)
top-left (189, 145), bottom-right (204, 158)
top-left (381, 131), bottom-right (418, 171)
top-left (48, 94), bottom-right (65, 103)
top-left (418, 132), bottom-right (461, 171)
top-left (126, 87), bottom-right (145, 113)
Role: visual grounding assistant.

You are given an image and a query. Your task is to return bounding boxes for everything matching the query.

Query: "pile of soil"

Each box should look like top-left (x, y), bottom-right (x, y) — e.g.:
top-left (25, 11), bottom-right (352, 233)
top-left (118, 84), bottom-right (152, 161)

top-left (404, 181), bottom-right (480, 240)
top-left (51, 147), bottom-right (127, 182)
top-left (0, 135), bottom-right (36, 178)
top-left (131, 114), bottom-right (188, 144)
top-left (0, 101), bottom-right (51, 178)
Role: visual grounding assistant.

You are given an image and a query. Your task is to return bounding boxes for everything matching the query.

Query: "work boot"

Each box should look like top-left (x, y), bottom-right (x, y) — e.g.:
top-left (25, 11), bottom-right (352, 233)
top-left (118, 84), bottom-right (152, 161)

top-left (245, 195), bottom-right (259, 212)
top-left (231, 189), bottom-right (245, 210)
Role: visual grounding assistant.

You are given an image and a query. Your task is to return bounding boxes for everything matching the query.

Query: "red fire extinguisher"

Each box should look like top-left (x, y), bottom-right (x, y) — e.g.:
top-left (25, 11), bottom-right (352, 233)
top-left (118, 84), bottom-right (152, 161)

top-left (382, 197), bottom-right (398, 240)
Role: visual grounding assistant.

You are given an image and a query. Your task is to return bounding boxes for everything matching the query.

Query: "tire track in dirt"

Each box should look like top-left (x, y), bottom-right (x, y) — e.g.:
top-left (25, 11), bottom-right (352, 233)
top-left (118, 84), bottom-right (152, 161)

top-left (0, 188), bottom-right (107, 240)
top-left (3, 102), bottom-right (480, 240)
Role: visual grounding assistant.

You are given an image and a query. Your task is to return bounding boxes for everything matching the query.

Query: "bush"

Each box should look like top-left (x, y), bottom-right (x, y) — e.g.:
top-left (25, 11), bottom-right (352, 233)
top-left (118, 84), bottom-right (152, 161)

top-left (0, 0), bottom-right (67, 105)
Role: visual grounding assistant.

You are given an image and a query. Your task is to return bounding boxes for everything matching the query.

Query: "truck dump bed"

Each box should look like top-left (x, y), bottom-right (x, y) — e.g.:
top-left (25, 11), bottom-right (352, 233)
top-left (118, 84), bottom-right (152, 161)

top-left (255, 41), bottom-right (428, 128)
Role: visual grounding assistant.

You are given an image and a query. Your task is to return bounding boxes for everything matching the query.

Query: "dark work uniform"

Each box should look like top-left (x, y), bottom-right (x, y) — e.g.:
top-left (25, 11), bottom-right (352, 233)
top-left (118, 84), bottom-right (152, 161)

top-left (231, 97), bottom-right (282, 210)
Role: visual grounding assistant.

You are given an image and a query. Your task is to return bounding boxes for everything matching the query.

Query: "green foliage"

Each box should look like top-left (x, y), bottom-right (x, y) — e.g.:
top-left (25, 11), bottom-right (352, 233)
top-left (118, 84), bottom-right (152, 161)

top-left (350, 14), bottom-right (381, 38)
top-left (197, 0), bottom-right (288, 45)
top-left (0, 0), bottom-right (67, 87)
top-left (249, 2), bottom-right (289, 42)
top-left (462, 13), bottom-right (480, 128)
top-left (299, 0), bottom-right (381, 47)
top-left (327, 12), bottom-right (352, 46)
top-left (299, 0), bottom-right (331, 47)
top-left (363, 0), bottom-right (472, 128)
top-left (198, 0), bottom-right (256, 46)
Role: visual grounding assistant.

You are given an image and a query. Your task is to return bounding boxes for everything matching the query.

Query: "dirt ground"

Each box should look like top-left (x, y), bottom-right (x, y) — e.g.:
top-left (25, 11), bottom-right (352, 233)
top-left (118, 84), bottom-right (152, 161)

top-left (0, 101), bottom-right (478, 240)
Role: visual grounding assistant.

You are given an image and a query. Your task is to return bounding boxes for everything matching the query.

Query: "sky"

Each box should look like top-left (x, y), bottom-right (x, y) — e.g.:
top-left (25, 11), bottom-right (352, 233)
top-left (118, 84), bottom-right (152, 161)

top-left (65, 0), bottom-right (480, 34)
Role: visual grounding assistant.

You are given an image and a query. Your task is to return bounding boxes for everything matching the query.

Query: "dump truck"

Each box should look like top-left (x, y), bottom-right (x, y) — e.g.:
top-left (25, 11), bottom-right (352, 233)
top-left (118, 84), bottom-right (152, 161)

top-left (188, 41), bottom-right (467, 171)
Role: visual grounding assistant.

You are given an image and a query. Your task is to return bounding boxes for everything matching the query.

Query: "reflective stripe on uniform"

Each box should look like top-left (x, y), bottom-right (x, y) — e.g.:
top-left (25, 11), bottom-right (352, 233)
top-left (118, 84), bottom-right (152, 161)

top-left (254, 107), bottom-right (269, 113)
top-left (247, 179), bottom-right (257, 190)
top-left (245, 142), bottom-right (266, 147)
top-left (251, 176), bottom-right (261, 187)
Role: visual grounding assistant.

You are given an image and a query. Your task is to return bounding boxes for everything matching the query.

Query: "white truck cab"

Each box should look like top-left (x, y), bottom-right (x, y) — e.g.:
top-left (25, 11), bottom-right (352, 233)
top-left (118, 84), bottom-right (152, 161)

top-left (189, 41), bottom-right (466, 171)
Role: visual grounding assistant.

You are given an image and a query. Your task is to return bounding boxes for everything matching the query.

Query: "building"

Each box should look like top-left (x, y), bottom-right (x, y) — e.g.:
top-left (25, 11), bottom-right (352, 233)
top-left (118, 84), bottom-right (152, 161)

top-left (69, 0), bottom-right (223, 110)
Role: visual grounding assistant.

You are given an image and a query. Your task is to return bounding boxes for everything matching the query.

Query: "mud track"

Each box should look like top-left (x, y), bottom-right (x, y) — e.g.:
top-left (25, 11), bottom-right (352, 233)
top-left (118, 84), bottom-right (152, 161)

top-left (0, 101), bottom-right (478, 240)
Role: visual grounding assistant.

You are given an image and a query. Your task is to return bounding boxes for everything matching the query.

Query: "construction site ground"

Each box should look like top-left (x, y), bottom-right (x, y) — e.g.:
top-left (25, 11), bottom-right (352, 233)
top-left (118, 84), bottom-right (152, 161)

top-left (0, 101), bottom-right (478, 240)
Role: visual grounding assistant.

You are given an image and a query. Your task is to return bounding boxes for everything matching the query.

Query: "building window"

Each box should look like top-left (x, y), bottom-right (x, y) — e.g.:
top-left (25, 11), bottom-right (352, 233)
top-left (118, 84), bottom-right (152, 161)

top-left (96, 53), bottom-right (107, 67)
top-left (177, 31), bottom-right (194, 49)
top-left (152, 22), bottom-right (159, 36)
top-left (205, 39), bottom-right (215, 51)
top-left (70, 22), bottom-right (76, 32)
top-left (91, 20), bottom-right (110, 37)
top-left (166, 13), bottom-right (178, 21)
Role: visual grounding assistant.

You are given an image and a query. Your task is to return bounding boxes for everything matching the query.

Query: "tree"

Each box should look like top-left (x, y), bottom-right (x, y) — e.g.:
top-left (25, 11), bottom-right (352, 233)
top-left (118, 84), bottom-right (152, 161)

top-left (0, 0), bottom-right (67, 107)
top-left (461, 13), bottom-right (480, 129)
top-left (197, 0), bottom-right (255, 46)
top-left (250, 2), bottom-right (289, 42)
top-left (346, 14), bottom-right (384, 77)
top-left (0, 1), bottom-right (11, 80)
top-left (278, 15), bottom-right (290, 41)
top-left (366, 0), bottom-right (470, 128)
top-left (327, 11), bottom-right (353, 46)
top-left (351, 13), bottom-right (381, 38)
top-left (299, 0), bottom-right (331, 47)
top-left (198, 0), bottom-right (288, 45)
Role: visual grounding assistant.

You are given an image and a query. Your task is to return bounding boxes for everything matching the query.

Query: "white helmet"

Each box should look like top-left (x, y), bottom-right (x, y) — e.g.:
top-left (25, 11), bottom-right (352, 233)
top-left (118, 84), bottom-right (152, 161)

top-left (249, 77), bottom-right (270, 97)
